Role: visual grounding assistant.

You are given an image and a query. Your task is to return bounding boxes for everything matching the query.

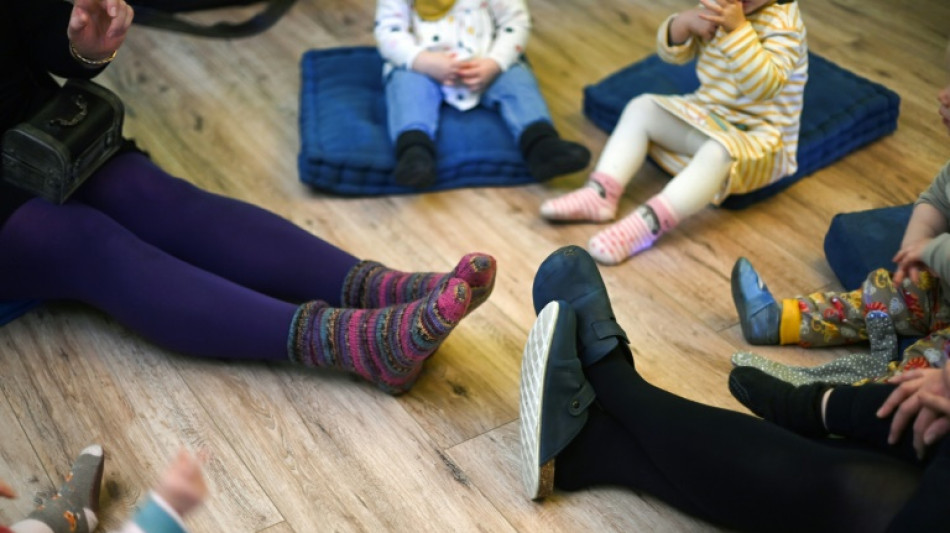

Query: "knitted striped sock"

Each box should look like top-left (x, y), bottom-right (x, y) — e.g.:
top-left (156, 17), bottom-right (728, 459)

top-left (341, 253), bottom-right (495, 315)
top-left (588, 194), bottom-right (679, 265)
top-left (539, 172), bottom-right (622, 222)
top-left (291, 278), bottom-right (472, 394)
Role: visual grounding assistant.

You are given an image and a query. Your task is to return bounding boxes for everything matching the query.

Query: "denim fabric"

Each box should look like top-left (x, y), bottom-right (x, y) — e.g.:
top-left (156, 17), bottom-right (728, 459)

top-left (384, 62), bottom-right (552, 143)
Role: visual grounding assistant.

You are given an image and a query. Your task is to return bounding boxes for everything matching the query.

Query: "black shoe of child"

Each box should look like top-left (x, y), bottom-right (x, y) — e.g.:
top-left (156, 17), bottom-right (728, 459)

top-left (520, 121), bottom-right (591, 182)
top-left (394, 130), bottom-right (437, 188)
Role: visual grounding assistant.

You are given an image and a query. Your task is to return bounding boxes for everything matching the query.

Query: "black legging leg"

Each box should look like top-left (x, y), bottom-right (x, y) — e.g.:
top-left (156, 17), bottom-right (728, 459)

top-left (566, 349), bottom-right (922, 533)
top-left (824, 384), bottom-right (920, 463)
top-left (886, 436), bottom-right (950, 531)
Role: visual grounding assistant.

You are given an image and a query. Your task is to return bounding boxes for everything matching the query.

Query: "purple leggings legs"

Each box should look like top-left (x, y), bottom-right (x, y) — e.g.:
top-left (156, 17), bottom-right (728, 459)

top-left (0, 152), bottom-right (360, 360)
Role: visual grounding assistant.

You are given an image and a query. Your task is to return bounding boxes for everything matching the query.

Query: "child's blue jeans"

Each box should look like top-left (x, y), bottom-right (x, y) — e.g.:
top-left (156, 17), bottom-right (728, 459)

top-left (384, 61), bottom-right (553, 144)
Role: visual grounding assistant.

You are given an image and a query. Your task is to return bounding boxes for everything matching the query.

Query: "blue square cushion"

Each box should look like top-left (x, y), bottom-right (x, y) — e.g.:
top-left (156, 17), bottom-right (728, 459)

top-left (583, 53), bottom-right (901, 209)
top-left (0, 299), bottom-right (40, 327)
top-left (824, 204), bottom-right (922, 352)
top-left (824, 204), bottom-right (913, 291)
top-left (298, 46), bottom-right (539, 195)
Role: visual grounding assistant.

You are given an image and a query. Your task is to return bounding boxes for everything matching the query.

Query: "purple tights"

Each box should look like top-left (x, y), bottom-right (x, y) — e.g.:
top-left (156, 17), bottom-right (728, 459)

top-left (0, 153), bottom-right (359, 360)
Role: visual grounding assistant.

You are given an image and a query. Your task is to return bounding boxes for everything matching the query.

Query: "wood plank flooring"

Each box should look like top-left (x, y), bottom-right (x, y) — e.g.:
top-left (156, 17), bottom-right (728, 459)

top-left (1, 0), bottom-right (948, 530)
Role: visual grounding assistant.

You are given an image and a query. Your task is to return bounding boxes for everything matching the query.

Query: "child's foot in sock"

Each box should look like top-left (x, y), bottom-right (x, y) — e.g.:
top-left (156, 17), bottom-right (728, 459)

top-left (588, 196), bottom-right (678, 264)
top-left (519, 122), bottom-right (591, 182)
top-left (587, 206), bottom-right (659, 264)
top-left (728, 366), bottom-right (829, 437)
top-left (291, 278), bottom-right (472, 394)
top-left (393, 130), bottom-right (437, 188)
top-left (539, 172), bottom-right (621, 222)
top-left (341, 253), bottom-right (496, 315)
top-left (22, 444), bottom-right (104, 533)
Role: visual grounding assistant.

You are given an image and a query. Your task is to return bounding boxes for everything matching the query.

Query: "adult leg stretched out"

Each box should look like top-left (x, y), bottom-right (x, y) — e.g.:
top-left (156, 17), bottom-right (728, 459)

top-left (0, 153), bottom-right (496, 394)
top-left (520, 246), bottom-right (950, 532)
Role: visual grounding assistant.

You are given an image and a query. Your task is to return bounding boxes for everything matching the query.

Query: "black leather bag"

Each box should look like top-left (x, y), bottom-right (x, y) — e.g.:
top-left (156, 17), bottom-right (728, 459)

top-left (129, 0), bottom-right (297, 38)
top-left (1, 79), bottom-right (124, 204)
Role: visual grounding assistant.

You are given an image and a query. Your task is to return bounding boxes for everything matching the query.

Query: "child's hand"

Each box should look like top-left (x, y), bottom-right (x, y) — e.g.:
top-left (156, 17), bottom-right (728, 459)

top-left (892, 239), bottom-right (932, 285)
top-left (412, 51), bottom-right (461, 85)
top-left (670, 9), bottom-right (718, 43)
top-left (938, 84), bottom-right (950, 136)
top-left (456, 58), bottom-right (501, 93)
top-left (698, 0), bottom-right (746, 34)
top-left (155, 449), bottom-right (208, 518)
top-left (0, 479), bottom-right (16, 499)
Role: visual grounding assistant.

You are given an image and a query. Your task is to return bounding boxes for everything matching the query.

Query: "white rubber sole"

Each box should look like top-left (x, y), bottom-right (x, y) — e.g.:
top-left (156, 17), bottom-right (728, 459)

top-left (519, 300), bottom-right (562, 500)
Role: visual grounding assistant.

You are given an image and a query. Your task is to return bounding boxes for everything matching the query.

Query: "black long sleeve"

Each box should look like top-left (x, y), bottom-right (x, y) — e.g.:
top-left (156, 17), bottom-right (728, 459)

top-left (1, 0), bottom-right (106, 132)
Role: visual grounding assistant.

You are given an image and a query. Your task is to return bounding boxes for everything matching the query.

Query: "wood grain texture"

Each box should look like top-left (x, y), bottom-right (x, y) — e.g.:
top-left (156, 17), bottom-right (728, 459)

top-left (1, 0), bottom-right (947, 530)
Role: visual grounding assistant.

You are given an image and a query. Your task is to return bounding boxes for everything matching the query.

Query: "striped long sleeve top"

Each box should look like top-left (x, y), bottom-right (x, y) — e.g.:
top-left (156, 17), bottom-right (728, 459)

top-left (649, 1), bottom-right (808, 201)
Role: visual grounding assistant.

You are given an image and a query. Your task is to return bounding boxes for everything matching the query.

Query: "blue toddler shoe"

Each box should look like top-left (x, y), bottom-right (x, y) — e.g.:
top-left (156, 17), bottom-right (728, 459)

top-left (519, 300), bottom-right (595, 500)
top-left (731, 257), bottom-right (781, 345)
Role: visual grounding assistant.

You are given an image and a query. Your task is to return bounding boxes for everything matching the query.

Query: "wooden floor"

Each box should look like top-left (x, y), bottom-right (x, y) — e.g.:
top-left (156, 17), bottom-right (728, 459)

top-left (2, 0), bottom-right (948, 531)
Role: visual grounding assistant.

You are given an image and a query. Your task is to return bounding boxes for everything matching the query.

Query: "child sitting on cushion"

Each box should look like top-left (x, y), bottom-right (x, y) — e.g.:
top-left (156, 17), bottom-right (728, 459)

top-left (374, 0), bottom-right (591, 188)
top-left (540, 0), bottom-right (807, 265)
top-left (732, 80), bottom-right (950, 379)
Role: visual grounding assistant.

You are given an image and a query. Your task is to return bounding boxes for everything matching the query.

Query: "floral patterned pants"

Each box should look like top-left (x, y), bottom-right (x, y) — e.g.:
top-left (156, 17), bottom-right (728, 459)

top-left (789, 268), bottom-right (950, 370)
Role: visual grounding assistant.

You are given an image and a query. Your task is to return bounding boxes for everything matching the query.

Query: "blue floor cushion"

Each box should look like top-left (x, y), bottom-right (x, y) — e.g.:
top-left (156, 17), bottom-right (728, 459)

top-left (299, 46), bottom-right (540, 195)
top-left (0, 300), bottom-right (40, 327)
top-left (824, 204), bottom-right (913, 291)
top-left (584, 53), bottom-right (901, 209)
top-left (824, 204), bottom-right (921, 352)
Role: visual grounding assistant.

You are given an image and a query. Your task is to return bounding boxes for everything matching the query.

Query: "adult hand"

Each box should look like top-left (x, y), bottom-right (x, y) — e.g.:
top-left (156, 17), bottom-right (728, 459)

top-left (0, 479), bottom-right (16, 499)
top-left (892, 239), bottom-right (932, 285)
top-left (671, 9), bottom-right (718, 43)
top-left (412, 51), bottom-right (461, 85)
top-left (457, 58), bottom-right (501, 93)
top-left (68, 0), bottom-right (134, 62)
top-left (877, 368), bottom-right (950, 458)
top-left (698, 0), bottom-right (746, 34)
top-left (917, 365), bottom-right (950, 451)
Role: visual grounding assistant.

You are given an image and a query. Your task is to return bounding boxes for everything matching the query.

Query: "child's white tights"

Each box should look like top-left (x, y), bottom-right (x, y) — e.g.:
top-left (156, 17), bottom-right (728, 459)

top-left (540, 95), bottom-right (733, 264)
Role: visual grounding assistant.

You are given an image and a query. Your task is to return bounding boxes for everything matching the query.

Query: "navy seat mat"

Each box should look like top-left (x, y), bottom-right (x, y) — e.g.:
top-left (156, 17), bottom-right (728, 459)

top-left (583, 52), bottom-right (900, 209)
top-left (298, 46), bottom-right (538, 196)
top-left (823, 203), bottom-right (919, 350)
top-left (824, 204), bottom-right (913, 291)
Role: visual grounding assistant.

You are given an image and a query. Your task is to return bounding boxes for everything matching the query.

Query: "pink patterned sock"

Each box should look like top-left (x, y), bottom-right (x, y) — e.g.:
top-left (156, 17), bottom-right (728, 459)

top-left (588, 194), bottom-right (679, 265)
top-left (291, 278), bottom-right (472, 394)
top-left (341, 253), bottom-right (496, 315)
top-left (539, 172), bottom-right (622, 222)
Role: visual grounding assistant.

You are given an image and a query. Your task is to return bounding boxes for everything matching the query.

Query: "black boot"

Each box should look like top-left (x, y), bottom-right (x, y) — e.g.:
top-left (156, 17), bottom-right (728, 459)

top-left (394, 130), bottom-right (437, 188)
top-left (519, 121), bottom-right (591, 181)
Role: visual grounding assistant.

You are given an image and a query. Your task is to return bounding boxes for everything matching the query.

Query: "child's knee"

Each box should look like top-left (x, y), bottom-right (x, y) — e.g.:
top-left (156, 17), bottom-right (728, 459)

top-left (622, 94), bottom-right (656, 118)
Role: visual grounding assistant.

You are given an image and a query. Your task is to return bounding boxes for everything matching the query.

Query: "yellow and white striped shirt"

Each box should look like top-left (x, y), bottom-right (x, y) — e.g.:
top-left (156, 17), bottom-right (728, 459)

top-left (650, 2), bottom-right (808, 201)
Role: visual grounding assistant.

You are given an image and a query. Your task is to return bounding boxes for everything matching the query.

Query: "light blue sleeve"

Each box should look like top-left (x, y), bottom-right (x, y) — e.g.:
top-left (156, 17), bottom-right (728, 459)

top-left (129, 493), bottom-right (188, 533)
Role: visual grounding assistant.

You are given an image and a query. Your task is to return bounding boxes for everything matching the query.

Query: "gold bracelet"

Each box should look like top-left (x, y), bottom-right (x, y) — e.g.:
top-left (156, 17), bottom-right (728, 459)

top-left (69, 42), bottom-right (117, 66)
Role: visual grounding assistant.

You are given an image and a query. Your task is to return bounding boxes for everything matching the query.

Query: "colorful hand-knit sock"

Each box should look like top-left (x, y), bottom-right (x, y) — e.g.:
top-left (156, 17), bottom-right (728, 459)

top-left (587, 194), bottom-right (678, 265)
top-left (539, 172), bottom-right (622, 222)
top-left (14, 445), bottom-right (104, 533)
top-left (728, 366), bottom-right (829, 437)
top-left (290, 278), bottom-right (471, 394)
top-left (341, 253), bottom-right (495, 315)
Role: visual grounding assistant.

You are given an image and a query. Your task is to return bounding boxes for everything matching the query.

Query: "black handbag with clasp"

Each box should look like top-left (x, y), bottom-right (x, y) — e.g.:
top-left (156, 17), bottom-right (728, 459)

top-left (1, 79), bottom-right (124, 204)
